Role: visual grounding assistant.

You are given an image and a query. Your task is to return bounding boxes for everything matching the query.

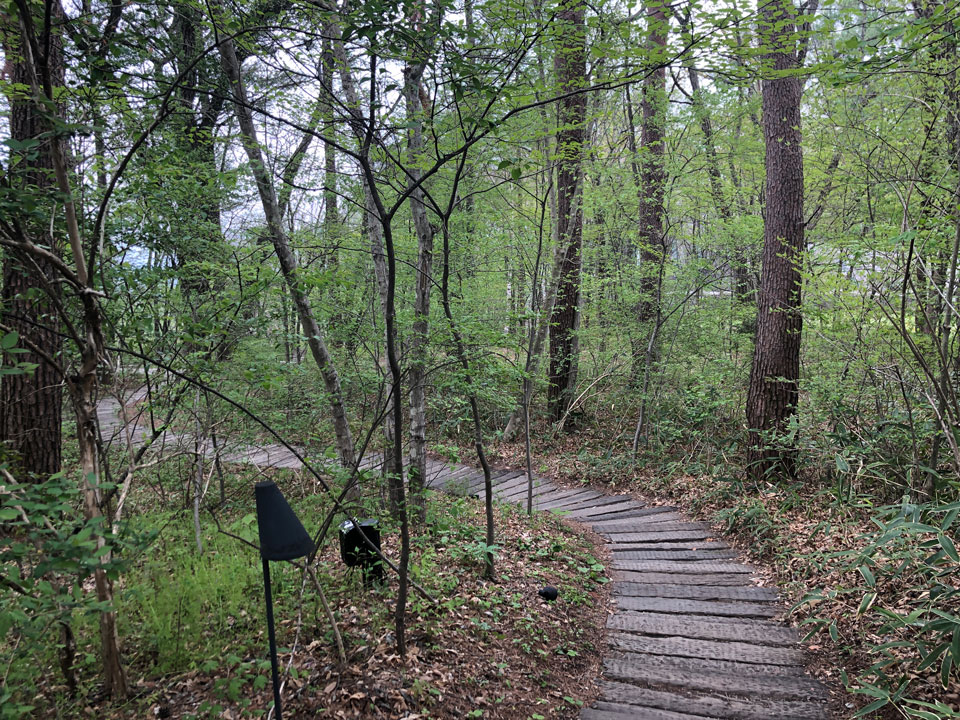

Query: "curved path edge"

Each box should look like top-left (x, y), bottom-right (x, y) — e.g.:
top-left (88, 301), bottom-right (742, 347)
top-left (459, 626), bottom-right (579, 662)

top-left (97, 396), bottom-right (831, 719)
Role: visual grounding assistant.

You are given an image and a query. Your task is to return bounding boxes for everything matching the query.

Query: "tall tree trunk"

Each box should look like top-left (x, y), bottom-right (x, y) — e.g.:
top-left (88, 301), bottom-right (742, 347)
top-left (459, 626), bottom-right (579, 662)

top-left (6, 0), bottom-right (128, 695)
top-left (404, 67), bottom-right (435, 521)
top-left (547, 0), bottom-right (587, 423)
top-left (321, 32), bottom-right (344, 344)
top-left (678, 9), bottom-right (746, 300)
top-left (745, 0), bottom-right (808, 480)
top-left (0, 5), bottom-right (63, 479)
top-left (329, 17), bottom-right (396, 481)
top-left (216, 27), bottom-right (358, 481)
top-left (635, 0), bottom-right (668, 330)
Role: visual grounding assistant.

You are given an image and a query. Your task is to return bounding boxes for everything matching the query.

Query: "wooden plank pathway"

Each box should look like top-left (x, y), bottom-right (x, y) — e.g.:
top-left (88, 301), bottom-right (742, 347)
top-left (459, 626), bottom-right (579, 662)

top-left (97, 396), bottom-right (831, 719)
top-left (421, 463), bottom-right (832, 719)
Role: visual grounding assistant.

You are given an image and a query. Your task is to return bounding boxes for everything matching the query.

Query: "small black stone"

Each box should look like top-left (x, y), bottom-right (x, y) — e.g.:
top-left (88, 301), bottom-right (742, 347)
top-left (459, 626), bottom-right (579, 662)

top-left (538, 586), bottom-right (558, 601)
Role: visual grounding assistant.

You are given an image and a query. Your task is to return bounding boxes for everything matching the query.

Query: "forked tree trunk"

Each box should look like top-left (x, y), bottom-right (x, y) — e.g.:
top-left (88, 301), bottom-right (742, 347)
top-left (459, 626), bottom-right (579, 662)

top-left (746, 0), bottom-right (808, 480)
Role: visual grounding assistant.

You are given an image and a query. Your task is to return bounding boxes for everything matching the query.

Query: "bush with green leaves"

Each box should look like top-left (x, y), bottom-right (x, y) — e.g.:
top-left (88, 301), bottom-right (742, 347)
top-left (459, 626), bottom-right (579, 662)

top-left (0, 470), bottom-right (142, 716)
top-left (798, 497), bottom-right (960, 719)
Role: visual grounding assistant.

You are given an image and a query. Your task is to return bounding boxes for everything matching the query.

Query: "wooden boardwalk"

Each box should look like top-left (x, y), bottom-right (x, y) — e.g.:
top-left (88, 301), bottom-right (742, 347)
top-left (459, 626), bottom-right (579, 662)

top-left (98, 397), bottom-right (831, 719)
top-left (419, 462), bottom-right (832, 720)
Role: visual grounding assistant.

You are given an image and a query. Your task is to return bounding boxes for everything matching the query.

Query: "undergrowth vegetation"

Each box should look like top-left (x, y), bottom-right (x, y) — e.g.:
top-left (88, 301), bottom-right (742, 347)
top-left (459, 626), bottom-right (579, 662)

top-left (1, 459), bottom-right (608, 718)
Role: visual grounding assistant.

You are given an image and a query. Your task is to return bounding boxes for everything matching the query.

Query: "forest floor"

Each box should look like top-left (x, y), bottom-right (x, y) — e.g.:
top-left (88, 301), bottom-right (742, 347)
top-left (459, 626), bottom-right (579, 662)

top-left (23, 461), bottom-right (610, 720)
top-left (484, 418), bottom-right (960, 718)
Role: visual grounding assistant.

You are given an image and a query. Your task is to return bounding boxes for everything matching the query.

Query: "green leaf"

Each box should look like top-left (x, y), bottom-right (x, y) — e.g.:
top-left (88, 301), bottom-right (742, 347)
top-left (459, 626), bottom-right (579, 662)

top-left (0, 507), bottom-right (20, 521)
top-left (854, 696), bottom-right (890, 717)
top-left (939, 534), bottom-right (959, 562)
top-left (917, 642), bottom-right (948, 672)
top-left (942, 509), bottom-right (959, 531)
top-left (0, 332), bottom-right (19, 350)
top-left (835, 454), bottom-right (850, 473)
top-left (4, 138), bottom-right (40, 152)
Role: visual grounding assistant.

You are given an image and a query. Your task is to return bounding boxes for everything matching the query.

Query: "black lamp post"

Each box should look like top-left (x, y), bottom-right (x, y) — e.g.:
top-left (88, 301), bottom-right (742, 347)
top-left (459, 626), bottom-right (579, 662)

top-left (255, 481), bottom-right (315, 720)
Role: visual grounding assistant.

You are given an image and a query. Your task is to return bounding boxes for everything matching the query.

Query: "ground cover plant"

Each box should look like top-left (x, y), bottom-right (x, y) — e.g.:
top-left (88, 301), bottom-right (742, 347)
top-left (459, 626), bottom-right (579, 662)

top-left (1, 461), bottom-right (609, 718)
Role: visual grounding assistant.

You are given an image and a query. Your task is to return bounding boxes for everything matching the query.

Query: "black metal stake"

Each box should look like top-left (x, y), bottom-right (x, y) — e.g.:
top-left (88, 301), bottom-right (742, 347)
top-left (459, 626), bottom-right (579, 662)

top-left (262, 558), bottom-right (283, 720)
top-left (255, 481), bottom-right (313, 719)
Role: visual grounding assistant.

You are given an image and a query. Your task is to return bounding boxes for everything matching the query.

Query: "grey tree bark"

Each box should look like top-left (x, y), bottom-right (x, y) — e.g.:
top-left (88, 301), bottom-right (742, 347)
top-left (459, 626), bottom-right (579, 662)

top-left (217, 26), bottom-right (359, 482)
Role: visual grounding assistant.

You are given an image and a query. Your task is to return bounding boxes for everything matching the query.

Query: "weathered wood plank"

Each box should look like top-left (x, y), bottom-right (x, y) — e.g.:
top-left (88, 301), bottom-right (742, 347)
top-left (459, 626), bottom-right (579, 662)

top-left (461, 470), bottom-right (497, 495)
top-left (589, 508), bottom-right (680, 523)
top-left (611, 570), bottom-right (754, 586)
top-left (593, 521), bottom-right (714, 534)
top-left (529, 486), bottom-right (591, 506)
top-left (603, 657), bottom-right (826, 700)
top-left (612, 582), bottom-right (779, 603)
top-left (606, 647), bottom-right (807, 678)
top-left (609, 548), bottom-right (739, 561)
top-left (438, 465), bottom-right (476, 489)
top-left (581, 705), bottom-right (713, 720)
top-left (596, 681), bottom-right (828, 720)
top-left (498, 479), bottom-right (557, 501)
top-left (547, 492), bottom-right (629, 511)
top-left (595, 505), bottom-right (677, 518)
top-left (601, 516), bottom-right (696, 530)
top-left (491, 471), bottom-right (533, 496)
top-left (599, 530), bottom-right (712, 543)
top-left (586, 508), bottom-right (675, 523)
top-left (607, 611), bottom-right (799, 646)
top-left (615, 596), bottom-right (778, 618)
top-left (611, 560), bottom-right (755, 574)
top-left (536, 490), bottom-right (606, 510)
top-left (606, 632), bottom-right (806, 666)
top-left (566, 500), bottom-right (647, 519)
top-left (606, 540), bottom-right (732, 552)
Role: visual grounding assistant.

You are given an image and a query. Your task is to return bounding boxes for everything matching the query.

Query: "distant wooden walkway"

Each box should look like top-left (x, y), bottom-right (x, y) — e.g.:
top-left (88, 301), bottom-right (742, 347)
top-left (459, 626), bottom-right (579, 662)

top-left (98, 396), bottom-right (831, 719)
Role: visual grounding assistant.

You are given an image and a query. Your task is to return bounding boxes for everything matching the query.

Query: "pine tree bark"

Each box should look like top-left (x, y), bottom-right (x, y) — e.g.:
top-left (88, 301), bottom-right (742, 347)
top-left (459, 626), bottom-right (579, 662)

top-left (635, 0), bottom-right (668, 329)
top-left (745, 0), bottom-right (807, 479)
top-left (0, 8), bottom-right (64, 479)
top-left (547, 0), bottom-right (587, 422)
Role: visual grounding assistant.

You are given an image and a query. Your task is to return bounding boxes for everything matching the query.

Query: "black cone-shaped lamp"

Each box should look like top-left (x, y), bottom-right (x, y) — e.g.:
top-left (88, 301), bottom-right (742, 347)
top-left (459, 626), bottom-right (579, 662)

top-left (255, 481), bottom-right (315, 561)
top-left (255, 481), bottom-right (314, 720)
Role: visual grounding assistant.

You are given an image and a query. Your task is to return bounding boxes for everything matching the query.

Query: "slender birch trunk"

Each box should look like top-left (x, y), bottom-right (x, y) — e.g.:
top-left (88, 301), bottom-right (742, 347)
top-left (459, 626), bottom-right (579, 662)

top-left (216, 25), bottom-right (358, 483)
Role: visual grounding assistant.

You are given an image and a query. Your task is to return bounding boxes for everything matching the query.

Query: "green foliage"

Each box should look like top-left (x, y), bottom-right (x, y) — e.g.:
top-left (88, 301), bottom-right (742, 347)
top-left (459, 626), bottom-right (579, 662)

top-left (0, 472), bottom-right (144, 714)
top-left (798, 498), bottom-right (960, 715)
